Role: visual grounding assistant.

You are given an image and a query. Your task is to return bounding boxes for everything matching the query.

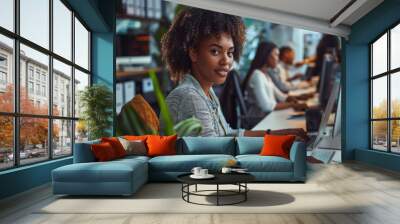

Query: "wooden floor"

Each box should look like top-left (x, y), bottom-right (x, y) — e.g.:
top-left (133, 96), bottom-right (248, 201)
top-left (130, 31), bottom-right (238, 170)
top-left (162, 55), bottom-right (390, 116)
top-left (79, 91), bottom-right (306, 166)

top-left (1, 162), bottom-right (400, 224)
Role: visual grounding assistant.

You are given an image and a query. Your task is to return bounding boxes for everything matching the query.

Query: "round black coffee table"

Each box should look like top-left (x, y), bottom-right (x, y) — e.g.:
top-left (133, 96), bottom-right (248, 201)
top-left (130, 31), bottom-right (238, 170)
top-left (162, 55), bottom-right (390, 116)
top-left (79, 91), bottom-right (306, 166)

top-left (177, 173), bottom-right (255, 206)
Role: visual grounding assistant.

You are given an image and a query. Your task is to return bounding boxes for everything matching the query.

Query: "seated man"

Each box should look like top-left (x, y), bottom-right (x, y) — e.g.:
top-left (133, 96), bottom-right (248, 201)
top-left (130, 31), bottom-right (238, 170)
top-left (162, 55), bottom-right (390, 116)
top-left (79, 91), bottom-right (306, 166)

top-left (277, 46), bottom-right (312, 90)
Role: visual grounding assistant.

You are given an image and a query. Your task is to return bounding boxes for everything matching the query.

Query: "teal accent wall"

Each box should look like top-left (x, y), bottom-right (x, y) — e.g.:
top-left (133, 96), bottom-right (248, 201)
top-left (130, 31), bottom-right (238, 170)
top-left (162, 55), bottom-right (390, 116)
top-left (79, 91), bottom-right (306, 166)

top-left (66, 0), bottom-right (111, 32)
top-left (343, 0), bottom-right (400, 171)
top-left (0, 0), bottom-right (116, 200)
top-left (92, 32), bottom-right (116, 135)
top-left (0, 158), bottom-right (72, 199)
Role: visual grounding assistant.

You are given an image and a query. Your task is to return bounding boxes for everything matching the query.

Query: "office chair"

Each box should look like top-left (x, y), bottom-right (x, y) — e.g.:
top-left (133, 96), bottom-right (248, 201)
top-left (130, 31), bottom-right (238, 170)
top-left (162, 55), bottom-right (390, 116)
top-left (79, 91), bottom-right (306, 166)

top-left (220, 70), bottom-right (265, 129)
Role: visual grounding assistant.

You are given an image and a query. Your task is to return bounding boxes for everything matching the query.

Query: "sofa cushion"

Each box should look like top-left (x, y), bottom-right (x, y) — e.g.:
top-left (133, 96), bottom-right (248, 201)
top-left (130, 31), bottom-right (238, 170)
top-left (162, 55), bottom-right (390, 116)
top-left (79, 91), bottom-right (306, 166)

top-left (148, 154), bottom-right (235, 172)
top-left (236, 137), bottom-right (263, 155)
top-left (91, 142), bottom-right (118, 161)
top-left (260, 134), bottom-right (296, 159)
top-left (236, 155), bottom-right (293, 172)
top-left (123, 135), bottom-right (149, 141)
top-left (177, 137), bottom-right (235, 155)
top-left (73, 140), bottom-right (101, 163)
top-left (146, 135), bottom-right (177, 157)
top-left (53, 158), bottom-right (147, 183)
top-left (101, 137), bottom-right (127, 158)
top-left (118, 137), bottom-right (147, 156)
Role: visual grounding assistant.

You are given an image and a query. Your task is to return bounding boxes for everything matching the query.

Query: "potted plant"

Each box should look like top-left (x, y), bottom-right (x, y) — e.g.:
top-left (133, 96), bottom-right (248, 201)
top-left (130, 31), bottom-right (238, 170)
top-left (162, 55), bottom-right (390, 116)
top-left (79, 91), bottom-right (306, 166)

top-left (79, 84), bottom-right (113, 140)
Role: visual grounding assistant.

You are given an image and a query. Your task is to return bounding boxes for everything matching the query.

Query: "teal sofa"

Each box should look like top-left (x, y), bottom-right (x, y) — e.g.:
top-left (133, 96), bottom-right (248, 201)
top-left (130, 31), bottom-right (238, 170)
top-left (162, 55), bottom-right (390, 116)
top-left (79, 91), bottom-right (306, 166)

top-left (52, 137), bottom-right (306, 196)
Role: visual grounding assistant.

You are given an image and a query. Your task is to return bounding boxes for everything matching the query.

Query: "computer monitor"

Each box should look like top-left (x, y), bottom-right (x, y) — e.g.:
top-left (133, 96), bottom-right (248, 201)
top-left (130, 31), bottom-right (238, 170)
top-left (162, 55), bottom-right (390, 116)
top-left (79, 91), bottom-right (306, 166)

top-left (302, 65), bottom-right (314, 81)
top-left (312, 63), bottom-right (341, 149)
top-left (318, 54), bottom-right (336, 109)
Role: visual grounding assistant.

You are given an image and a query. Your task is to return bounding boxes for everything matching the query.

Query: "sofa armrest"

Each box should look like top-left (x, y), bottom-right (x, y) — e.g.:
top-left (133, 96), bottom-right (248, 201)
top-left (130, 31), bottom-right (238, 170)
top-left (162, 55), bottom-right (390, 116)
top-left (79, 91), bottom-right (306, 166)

top-left (289, 141), bottom-right (306, 181)
top-left (73, 140), bottom-right (100, 163)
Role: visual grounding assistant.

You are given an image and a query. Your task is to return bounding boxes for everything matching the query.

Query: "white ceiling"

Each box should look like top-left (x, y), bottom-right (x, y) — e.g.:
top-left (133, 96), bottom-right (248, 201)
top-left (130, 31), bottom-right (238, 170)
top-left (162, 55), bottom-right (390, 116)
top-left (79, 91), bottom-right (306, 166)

top-left (226, 0), bottom-right (352, 23)
top-left (165, 0), bottom-right (384, 38)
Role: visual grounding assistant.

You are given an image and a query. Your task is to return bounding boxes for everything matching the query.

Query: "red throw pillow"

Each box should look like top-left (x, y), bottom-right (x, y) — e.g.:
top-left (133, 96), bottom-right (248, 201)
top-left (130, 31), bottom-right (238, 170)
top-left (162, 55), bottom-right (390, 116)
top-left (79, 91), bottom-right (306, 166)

top-left (101, 137), bottom-right (126, 158)
top-left (260, 134), bottom-right (296, 159)
top-left (91, 142), bottom-right (117, 161)
top-left (146, 135), bottom-right (177, 157)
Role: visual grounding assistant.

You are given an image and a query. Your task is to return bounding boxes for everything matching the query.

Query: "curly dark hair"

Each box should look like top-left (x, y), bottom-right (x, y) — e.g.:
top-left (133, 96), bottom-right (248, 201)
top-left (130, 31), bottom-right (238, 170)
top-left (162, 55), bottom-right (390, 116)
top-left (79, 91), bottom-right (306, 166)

top-left (161, 7), bottom-right (246, 82)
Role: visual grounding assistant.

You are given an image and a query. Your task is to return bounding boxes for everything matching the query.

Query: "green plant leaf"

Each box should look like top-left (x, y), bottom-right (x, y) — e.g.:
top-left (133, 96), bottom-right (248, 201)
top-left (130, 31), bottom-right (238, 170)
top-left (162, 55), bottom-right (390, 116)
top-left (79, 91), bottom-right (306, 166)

top-left (149, 70), bottom-right (175, 135)
top-left (174, 117), bottom-right (202, 136)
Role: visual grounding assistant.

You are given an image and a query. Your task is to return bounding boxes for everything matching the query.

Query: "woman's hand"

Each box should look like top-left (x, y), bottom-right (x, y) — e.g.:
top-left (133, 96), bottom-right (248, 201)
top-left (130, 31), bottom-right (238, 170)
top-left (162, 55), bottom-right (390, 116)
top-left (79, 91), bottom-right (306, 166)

top-left (286, 96), bottom-right (298, 103)
top-left (292, 103), bottom-right (308, 111)
top-left (295, 92), bottom-right (314, 101)
top-left (273, 128), bottom-right (309, 142)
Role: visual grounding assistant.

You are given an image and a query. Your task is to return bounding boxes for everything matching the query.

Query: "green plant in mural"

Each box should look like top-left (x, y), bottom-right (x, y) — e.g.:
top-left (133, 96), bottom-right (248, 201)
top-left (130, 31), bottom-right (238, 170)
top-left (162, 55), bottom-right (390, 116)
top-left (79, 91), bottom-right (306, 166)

top-left (79, 84), bottom-right (113, 140)
top-left (116, 70), bottom-right (202, 137)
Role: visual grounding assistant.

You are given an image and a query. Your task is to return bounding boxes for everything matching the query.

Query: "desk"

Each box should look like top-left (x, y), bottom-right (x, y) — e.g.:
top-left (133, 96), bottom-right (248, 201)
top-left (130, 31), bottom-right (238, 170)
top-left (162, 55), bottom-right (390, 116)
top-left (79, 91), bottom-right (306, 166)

top-left (251, 83), bottom-right (319, 131)
top-left (252, 108), bottom-right (306, 131)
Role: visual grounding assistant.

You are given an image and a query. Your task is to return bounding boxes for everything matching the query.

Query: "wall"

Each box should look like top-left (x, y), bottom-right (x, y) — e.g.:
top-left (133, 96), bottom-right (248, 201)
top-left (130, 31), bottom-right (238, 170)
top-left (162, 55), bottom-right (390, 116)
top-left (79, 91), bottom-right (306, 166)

top-left (92, 32), bottom-right (115, 136)
top-left (343, 0), bottom-right (400, 171)
top-left (0, 158), bottom-right (72, 199)
top-left (0, 0), bottom-right (115, 200)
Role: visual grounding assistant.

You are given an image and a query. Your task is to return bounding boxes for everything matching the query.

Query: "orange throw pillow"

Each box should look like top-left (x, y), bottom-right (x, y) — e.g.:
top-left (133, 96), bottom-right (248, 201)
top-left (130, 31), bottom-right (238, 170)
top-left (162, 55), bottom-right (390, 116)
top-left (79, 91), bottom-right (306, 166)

top-left (101, 137), bottom-right (127, 158)
top-left (146, 135), bottom-right (177, 157)
top-left (260, 134), bottom-right (296, 159)
top-left (91, 142), bottom-right (117, 161)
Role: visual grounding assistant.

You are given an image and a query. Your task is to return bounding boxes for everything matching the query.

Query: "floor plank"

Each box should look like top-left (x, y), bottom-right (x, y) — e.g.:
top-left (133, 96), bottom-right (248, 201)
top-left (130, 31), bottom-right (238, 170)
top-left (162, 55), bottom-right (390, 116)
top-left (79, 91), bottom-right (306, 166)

top-left (1, 162), bottom-right (400, 224)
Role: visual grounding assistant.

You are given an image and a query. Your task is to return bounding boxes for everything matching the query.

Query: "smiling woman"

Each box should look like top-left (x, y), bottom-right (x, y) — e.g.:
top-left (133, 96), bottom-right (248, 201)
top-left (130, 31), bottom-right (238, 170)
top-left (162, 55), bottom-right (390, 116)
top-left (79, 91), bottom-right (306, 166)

top-left (161, 7), bottom-right (246, 137)
top-left (161, 7), bottom-right (308, 140)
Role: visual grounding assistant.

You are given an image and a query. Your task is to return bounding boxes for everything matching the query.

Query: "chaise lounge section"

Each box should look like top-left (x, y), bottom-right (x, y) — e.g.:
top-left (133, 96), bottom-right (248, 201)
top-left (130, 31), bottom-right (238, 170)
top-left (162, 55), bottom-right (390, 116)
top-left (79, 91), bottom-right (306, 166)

top-left (52, 136), bottom-right (306, 196)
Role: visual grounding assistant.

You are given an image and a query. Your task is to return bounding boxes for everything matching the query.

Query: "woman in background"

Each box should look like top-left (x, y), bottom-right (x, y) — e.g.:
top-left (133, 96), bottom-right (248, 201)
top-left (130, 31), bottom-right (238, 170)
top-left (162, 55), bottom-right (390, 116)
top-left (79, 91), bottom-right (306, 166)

top-left (242, 42), bottom-right (308, 121)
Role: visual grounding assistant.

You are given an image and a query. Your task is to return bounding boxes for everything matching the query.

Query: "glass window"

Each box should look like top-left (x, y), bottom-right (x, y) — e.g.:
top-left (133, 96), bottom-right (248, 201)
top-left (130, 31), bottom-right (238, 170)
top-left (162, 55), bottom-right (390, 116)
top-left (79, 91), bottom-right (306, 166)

top-left (28, 67), bottom-right (34, 79)
top-left (391, 24), bottom-right (400, 70)
top-left (36, 70), bottom-right (40, 80)
top-left (372, 77), bottom-right (387, 119)
top-left (42, 85), bottom-right (46, 96)
top-left (74, 17), bottom-right (89, 70)
top-left (371, 24), bottom-right (400, 154)
top-left (20, 44), bottom-right (49, 115)
top-left (74, 69), bottom-right (89, 118)
top-left (53, 119), bottom-right (72, 158)
top-left (75, 120), bottom-right (88, 143)
top-left (372, 121), bottom-right (388, 151)
top-left (19, 117), bottom-right (49, 165)
top-left (0, 0), bottom-right (14, 32)
top-left (20, 0), bottom-right (49, 49)
top-left (391, 72), bottom-right (400, 118)
top-left (53, 59), bottom-right (72, 116)
top-left (0, 35), bottom-right (14, 113)
top-left (0, 116), bottom-right (14, 170)
top-left (0, 0), bottom-right (91, 170)
top-left (53, 0), bottom-right (72, 60)
top-left (28, 81), bottom-right (34, 93)
top-left (391, 120), bottom-right (400, 153)
top-left (0, 71), bottom-right (7, 84)
top-left (0, 55), bottom-right (7, 67)
top-left (372, 33), bottom-right (387, 76)
top-left (36, 84), bottom-right (40, 95)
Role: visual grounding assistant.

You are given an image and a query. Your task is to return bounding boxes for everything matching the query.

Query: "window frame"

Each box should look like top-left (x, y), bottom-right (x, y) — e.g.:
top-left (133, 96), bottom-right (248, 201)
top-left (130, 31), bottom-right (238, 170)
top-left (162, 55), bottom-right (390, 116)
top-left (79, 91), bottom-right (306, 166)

top-left (370, 20), bottom-right (400, 154)
top-left (0, 0), bottom-right (92, 171)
